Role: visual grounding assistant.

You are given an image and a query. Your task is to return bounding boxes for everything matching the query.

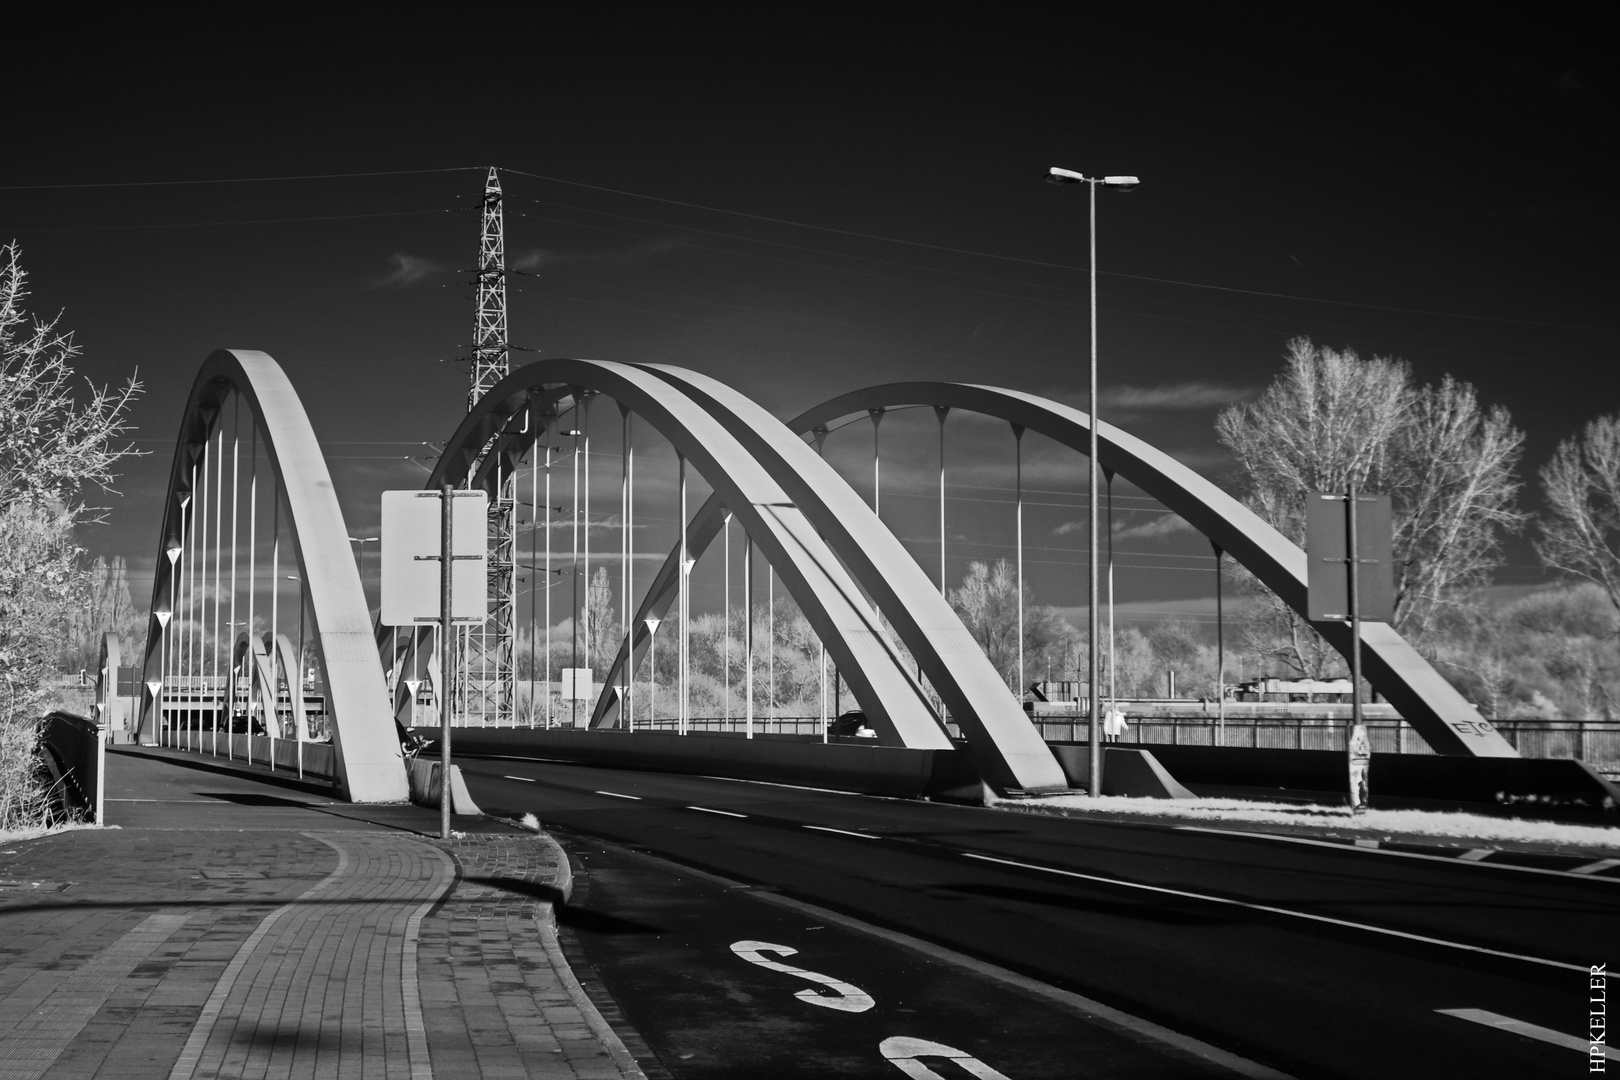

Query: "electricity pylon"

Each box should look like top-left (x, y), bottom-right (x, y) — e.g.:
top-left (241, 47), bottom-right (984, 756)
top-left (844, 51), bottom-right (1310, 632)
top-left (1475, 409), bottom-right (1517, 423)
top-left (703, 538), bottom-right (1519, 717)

top-left (466, 166), bottom-right (514, 725)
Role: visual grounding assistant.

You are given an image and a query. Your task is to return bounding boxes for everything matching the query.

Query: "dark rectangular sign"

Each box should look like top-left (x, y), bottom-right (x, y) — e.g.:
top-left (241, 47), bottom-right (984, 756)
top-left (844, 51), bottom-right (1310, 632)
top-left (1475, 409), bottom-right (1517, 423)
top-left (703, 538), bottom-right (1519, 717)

top-left (1306, 492), bottom-right (1395, 623)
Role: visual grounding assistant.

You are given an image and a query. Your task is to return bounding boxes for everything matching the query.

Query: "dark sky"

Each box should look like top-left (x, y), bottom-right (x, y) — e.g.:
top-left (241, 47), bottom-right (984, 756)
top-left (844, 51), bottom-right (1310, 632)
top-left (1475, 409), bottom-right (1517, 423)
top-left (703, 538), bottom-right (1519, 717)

top-left (5, 13), bottom-right (1614, 626)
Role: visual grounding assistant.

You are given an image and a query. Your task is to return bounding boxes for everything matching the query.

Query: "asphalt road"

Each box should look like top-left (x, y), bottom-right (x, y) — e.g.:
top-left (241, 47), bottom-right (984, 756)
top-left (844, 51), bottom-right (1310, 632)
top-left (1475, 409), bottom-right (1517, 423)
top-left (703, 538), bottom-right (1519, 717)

top-left (457, 756), bottom-right (1616, 1079)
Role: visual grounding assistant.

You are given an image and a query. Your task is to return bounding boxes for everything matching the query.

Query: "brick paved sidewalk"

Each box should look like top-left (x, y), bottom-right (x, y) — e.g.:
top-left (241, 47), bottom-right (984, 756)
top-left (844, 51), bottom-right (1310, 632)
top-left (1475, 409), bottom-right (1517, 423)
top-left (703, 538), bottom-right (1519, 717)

top-left (0, 748), bottom-right (645, 1080)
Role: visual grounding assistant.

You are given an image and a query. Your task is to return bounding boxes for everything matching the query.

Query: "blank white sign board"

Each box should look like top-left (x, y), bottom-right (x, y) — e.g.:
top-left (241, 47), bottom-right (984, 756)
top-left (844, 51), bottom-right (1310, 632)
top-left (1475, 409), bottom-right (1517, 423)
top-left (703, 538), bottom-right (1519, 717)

top-left (380, 490), bottom-right (488, 625)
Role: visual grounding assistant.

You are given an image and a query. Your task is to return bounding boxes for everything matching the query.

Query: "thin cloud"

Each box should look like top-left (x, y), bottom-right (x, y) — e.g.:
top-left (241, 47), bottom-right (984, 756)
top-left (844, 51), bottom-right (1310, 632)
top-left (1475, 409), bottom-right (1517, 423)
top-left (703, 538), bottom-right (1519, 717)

top-left (1054, 513), bottom-right (1193, 541)
top-left (374, 252), bottom-right (449, 287)
top-left (1113, 514), bottom-right (1195, 541)
top-left (1103, 382), bottom-right (1257, 411)
top-left (511, 238), bottom-right (680, 271)
top-left (1033, 380), bottom-right (1257, 423)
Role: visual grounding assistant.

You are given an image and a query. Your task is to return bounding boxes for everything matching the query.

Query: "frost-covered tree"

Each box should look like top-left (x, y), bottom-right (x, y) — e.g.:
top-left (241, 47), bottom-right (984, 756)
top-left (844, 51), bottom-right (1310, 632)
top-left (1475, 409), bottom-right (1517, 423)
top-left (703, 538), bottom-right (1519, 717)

top-left (1216, 337), bottom-right (1523, 676)
top-left (1537, 414), bottom-right (1620, 619)
top-left (1, 241), bottom-right (143, 828)
top-left (1, 243), bottom-right (142, 518)
top-left (950, 559), bottom-right (1070, 691)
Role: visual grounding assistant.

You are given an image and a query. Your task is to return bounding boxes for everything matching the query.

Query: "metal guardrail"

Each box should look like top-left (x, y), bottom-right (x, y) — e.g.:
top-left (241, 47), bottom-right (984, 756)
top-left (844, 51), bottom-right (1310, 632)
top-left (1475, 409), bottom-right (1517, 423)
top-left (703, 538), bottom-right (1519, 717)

top-left (41, 711), bottom-right (106, 823)
top-left (1032, 716), bottom-right (1620, 776)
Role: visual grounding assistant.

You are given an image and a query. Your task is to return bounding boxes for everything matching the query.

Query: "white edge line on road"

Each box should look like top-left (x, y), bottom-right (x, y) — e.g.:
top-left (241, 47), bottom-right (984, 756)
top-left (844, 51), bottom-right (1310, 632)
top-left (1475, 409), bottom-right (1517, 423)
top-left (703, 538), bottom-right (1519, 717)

top-left (595, 790), bottom-right (642, 800)
top-left (1438, 1007), bottom-right (1618, 1061)
top-left (503, 775), bottom-right (536, 782)
top-left (1175, 826), bottom-right (1620, 885)
top-left (603, 842), bottom-right (1295, 1080)
top-left (803, 825), bottom-right (878, 839)
top-left (687, 805), bottom-right (747, 818)
top-left (961, 852), bottom-right (1583, 973)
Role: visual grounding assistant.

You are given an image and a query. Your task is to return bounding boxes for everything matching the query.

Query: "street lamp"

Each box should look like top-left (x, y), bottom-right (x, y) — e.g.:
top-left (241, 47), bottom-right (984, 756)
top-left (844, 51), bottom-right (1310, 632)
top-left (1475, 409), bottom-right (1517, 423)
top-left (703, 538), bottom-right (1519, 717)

top-left (1046, 165), bottom-right (1138, 799)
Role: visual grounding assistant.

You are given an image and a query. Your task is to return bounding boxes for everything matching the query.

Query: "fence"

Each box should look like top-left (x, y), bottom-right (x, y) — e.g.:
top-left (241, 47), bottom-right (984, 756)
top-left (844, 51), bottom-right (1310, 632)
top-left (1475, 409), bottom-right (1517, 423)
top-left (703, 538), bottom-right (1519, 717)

top-left (1032, 715), bottom-right (1620, 776)
top-left (439, 714), bottom-right (838, 737)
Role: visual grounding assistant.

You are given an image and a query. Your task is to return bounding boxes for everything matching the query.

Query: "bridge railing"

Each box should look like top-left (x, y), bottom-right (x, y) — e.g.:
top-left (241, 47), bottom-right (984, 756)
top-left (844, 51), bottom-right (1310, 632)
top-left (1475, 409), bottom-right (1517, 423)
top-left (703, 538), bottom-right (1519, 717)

top-left (41, 711), bottom-right (105, 824)
top-left (1034, 716), bottom-right (1620, 776)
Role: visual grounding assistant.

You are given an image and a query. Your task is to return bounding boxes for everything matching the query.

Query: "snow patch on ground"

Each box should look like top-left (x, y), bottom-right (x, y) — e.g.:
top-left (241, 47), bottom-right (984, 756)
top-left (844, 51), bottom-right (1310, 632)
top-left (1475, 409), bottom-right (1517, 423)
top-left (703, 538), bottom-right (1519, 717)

top-left (0, 822), bottom-right (107, 846)
top-left (992, 794), bottom-right (1620, 850)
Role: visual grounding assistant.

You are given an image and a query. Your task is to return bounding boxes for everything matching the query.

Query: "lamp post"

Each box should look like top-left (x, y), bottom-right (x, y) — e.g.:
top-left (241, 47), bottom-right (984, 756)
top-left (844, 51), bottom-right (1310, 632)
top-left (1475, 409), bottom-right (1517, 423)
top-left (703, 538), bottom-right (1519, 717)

top-left (348, 535), bottom-right (378, 590)
top-left (1046, 166), bottom-right (1138, 798)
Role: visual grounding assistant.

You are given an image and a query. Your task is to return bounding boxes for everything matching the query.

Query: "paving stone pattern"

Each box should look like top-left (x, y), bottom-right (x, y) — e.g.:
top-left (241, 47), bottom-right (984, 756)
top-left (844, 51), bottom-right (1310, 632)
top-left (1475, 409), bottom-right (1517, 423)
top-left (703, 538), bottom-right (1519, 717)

top-left (418, 834), bottom-right (644, 1080)
top-left (0, 826), bottom-right (642, 1080)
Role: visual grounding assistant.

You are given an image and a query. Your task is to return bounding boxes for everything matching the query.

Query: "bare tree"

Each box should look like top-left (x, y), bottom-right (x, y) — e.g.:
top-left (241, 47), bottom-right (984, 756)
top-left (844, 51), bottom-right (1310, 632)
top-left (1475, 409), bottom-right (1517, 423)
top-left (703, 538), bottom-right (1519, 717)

top-left (1, 242), bottom-right (144, 828)
top-left (64, 555), bottom-right (145, 672)
top-left (584, 566), bottom-right (618, 673)
top-left (1216, 337), bottom-right (1523, 674)
top-left (1537, 414), bottom-right (1620, 619)
top-left (1, 242), bottom-right (143, 518)
top-left (949, 559), bottom-right (1067, 690)
top-left (1397, 377), bottom-right (1526, 634)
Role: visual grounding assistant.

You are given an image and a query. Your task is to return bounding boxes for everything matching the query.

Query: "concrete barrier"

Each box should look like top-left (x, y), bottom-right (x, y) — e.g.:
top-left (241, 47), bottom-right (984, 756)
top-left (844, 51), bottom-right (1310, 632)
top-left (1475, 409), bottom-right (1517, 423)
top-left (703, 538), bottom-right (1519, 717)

top-left (407, 758), bottom-right (483, 815)
top-left (446, 727), bottom-right (989, 802)
top-left (1143, 745), bottom-right (1620, 818)
top-left (1048, 745), bottom-right (1195, 798)
top-left (156, 731), bottom-right (339, 783)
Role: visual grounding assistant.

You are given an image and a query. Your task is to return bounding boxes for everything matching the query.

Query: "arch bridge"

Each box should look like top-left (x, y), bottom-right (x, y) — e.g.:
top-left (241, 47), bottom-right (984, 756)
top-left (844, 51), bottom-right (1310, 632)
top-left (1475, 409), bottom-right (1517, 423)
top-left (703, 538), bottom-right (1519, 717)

top-left (135, 352), bottom-right (1515, 803)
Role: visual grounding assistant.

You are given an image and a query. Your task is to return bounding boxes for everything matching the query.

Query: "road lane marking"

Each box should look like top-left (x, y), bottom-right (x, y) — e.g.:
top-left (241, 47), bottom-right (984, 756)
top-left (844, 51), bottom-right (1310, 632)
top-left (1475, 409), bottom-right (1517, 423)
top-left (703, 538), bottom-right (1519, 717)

top-left (688, 805), bottom-right (747, 818)
top-left (1176, 826), bottom-right (1620, 885)
top-left (1457, 848), bottom-right (1493, 861)
top-left (730, 940), bottom-right (875, 1012)
top-left (960, 852), bottom-right (1584, 973)
top-left (1438, 1008), bottom-right (1619, 1061)
top-left (594, 790), bottom-right (642, 800)
top-left (503, 775), bottom-right (536, 782)
top-left (609, 842), bottom-right (1294, 1080)
top-left (1571, 857), bottom-right (1620, 875)
top-left (803, 825), bottom-right (878, 839)
top-left (880, 1036), bottom-right (1011, 1079)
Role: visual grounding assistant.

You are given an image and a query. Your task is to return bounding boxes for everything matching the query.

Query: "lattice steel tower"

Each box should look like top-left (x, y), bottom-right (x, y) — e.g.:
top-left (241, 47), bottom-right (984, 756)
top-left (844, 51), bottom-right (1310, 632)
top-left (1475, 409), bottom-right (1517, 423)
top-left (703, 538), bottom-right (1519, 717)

top-left (468, 166), bottom-right (515, 724)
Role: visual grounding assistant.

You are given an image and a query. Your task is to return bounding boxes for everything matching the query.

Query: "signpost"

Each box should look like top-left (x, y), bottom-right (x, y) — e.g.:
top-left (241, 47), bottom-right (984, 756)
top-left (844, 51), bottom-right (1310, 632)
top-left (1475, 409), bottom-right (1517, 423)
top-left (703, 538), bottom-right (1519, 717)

top-left (381, 489), bottom-right (488, 839)
top-left (1307, 490), bottom-right (1393, 813)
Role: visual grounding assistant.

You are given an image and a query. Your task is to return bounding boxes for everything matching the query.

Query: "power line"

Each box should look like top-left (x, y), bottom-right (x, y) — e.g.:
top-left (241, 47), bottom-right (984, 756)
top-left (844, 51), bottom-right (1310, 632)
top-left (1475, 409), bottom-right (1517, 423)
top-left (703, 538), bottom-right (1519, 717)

top-left (0, 166), bottom-right (483, 191)
top-left (500, 167), bottom-right (1618, 334)
top-left (15, 208), bottom-right (460, 235)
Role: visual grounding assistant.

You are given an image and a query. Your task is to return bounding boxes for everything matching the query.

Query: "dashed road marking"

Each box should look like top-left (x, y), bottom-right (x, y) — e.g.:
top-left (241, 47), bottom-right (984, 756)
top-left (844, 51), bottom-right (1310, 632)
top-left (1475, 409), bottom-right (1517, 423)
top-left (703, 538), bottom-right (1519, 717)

top-left (1438, 1008), bottom-right (1619, 1061)
top-left (960, 851), bottom-right (1585, 973)
top-left (1457, 848), bottom-right (1493, 861)
top-left (1570, 857), bottom-right (1620, 875)
top-left (503, 775), bottom-right (536, 782)
top-left (688, 805), bottom-right (747, 818)
top-left (595, 790), bottom-right (642, 800)
top-left (804, 825), bottom-right (878, 839)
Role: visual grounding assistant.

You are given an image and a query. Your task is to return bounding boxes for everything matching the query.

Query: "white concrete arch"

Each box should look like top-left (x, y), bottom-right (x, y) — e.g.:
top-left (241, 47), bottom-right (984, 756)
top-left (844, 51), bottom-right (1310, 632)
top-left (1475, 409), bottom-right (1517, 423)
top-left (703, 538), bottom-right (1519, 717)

top-left (429, 359), bottom-right (1073, 794)
top-left (137, 349), bottom-right (407, 801)
top-left (793, 383), bottom-right (1516, 758)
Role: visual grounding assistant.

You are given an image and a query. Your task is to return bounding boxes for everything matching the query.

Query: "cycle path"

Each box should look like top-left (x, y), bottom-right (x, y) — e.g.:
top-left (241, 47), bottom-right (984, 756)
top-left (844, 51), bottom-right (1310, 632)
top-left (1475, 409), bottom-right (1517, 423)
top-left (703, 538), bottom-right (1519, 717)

top-left (0, 746), bottom-right (643, 1080)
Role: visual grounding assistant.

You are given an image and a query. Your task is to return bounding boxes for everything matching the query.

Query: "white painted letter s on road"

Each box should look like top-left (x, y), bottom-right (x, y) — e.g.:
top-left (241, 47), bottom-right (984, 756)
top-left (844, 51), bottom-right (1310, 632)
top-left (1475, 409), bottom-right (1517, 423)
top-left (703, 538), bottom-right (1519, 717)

top-left (729, 940), bottom-right (876, 1012)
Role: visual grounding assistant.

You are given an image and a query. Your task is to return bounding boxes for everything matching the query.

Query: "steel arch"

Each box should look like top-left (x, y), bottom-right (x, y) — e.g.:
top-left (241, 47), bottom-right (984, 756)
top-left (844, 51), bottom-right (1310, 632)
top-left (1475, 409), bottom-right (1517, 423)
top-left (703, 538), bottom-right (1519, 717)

top-left (137, 349), bottom-right (408, 801)
top-left (792, 383), bottom-right (1517, 758)
top-left (427, 359), bottom-right (1083, 791)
